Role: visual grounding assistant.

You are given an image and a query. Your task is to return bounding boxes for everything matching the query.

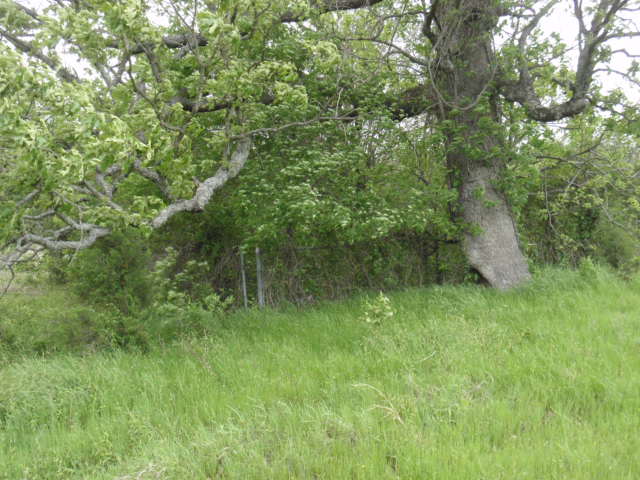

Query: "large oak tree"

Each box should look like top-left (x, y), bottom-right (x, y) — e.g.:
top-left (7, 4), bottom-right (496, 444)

top-left (1, 0), bottom-right (638, 288)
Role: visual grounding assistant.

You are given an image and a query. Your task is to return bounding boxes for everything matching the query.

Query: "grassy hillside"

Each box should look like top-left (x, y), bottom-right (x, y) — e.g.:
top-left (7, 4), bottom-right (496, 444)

top-left (1, 267), bottom-right (640, 479)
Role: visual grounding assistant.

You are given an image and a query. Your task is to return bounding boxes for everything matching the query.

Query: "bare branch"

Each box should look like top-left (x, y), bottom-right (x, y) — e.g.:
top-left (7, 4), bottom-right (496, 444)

top-left (502, 0), bottom-right (637, 122)
top-left (95, 165), bottom-right (124, 200)
top-left (1, 205), bottom-right (110, 284)
top-left (594, 66), bottom-right (640, 87)
top-left (609, 47), bottom-right (640, 58)
top-left (23, 209), bottom-right (56, 221)
top-left (15, 187), bottom-right (42, 208)
top-left (22, 226), bottom-right (110, 251)
top-left (80, 179), bottom-right (124, 211)
top-left (11, 1), bottom-right (43, 24)
top-left (133, 159), bottom-right (174, 201)
top-left (340, 36), bottom-right (430, 66)
top-left (280, 0), bottom-right (387, 22)
top-left (152, 137), bottom-right (251, 229)
top-left (1, 264), bottom-right (16, 297)
top-left (233, 115), bottom-right (358, 138)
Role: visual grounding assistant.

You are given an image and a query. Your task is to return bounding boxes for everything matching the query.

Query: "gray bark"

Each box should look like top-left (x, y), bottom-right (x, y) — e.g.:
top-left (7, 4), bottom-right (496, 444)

top-left (152, 138), bottom-right (251, 229)
top-left (460, 166), bottom-right (531, 289)
top-left (430, 0), bottom-right (532, 289)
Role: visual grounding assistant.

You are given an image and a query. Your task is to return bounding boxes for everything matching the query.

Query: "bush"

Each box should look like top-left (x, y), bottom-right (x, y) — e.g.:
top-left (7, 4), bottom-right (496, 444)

top-left (60, 228), bottom-right (153, 314)
top-left (137, 248), bottom-right (234, 342)
top-left (0, 290), bottom-right (149, 357)
top-left (592, 219), bottom-right (640, 277)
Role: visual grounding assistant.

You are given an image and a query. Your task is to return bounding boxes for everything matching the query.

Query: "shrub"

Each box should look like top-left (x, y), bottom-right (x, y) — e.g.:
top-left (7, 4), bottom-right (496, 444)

top-left (139, 248), bottom-right (235, 342)
top-left (0, 293), bottom-right (148, 357)
top-left (61, 228), bottom-right (153, 314)
top-left (592, 219), bottom-right (640, 277)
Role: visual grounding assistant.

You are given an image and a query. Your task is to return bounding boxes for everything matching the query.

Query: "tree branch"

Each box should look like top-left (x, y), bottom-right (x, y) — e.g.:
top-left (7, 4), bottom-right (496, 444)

top-left (10, 1), bottom-right (43, 24)
top-left (133, 159), bottom-right (174, 201)
top-left (22, 226), bottom-right (110, 251)
top-left (15, 186), bottom-right (42, 208)
top-left (0, 26), bottom-right (79, 83)
top-left (104, 0), bottom-right (388, 54)
top-left (501, 0), bottom-right (637, 122)
top-left (152, 137), bottom-right (252, 228)
top-left (281, 0), bottom-right (388, 22)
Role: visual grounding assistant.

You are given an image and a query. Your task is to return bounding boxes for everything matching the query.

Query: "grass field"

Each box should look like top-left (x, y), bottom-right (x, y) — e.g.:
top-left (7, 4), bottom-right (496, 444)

top-left (1, 267), bottom-right (640, 479)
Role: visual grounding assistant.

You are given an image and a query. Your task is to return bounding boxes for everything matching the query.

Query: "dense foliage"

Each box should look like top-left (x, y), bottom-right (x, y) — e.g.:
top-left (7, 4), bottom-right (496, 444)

top-left (1, 0), bottom-right (639, 301)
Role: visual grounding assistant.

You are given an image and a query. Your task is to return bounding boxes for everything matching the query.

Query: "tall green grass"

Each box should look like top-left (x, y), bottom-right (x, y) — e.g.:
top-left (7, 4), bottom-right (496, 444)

top-left (1, 267), bottom-right (639, 479)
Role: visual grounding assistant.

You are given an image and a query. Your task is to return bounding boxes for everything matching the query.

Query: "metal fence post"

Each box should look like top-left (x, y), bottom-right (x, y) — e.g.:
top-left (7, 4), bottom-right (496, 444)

top-left (239, 249), bottom-right (248, 308)
top-left (256, 247), bottom-right (265, 307)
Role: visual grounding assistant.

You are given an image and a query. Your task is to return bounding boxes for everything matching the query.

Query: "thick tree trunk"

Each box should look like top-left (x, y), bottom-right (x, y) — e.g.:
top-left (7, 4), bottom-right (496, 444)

top-left (432, 0), bottom-right (532, 289)
top-left (459, 165), bottom-right (531, 289)
top-left (446, 133), bottom-right (531, 289)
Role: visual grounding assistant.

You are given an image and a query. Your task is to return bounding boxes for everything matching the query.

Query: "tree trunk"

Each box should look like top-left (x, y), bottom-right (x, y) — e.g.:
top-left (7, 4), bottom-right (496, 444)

top-left (432, 0), bottom-right (532, 289)
top-left (459, 165), bottom-right (531, 289)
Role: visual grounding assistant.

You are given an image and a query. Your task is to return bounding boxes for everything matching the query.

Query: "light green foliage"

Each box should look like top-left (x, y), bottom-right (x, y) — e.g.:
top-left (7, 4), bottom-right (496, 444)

top-left (44, 238), bottom-right (235, 341)
top-left (2, 0), bottom-right (639, 291)
top-left (593, 220), bottom-right (640, 277)
top-left (1, 0), bottom-right (349, 245)
top-left (1, 0), bottom-right (459, 302)
top-left (234, 125), bottom-right (454, 248)
top-left (2, 267), bottom-right (640, 478)
top-left (140, 247), bottom-right (234, 339)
